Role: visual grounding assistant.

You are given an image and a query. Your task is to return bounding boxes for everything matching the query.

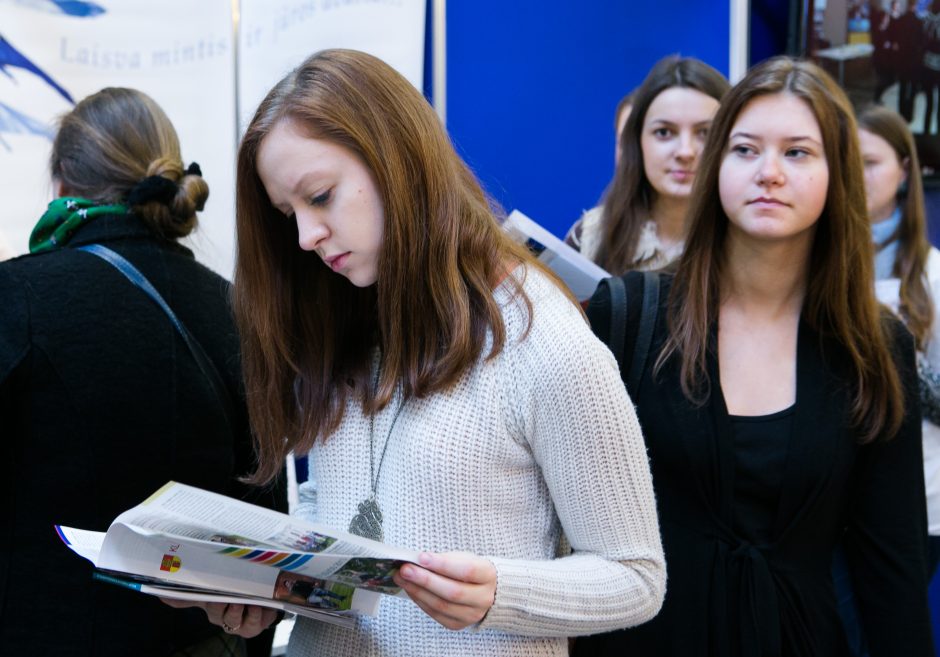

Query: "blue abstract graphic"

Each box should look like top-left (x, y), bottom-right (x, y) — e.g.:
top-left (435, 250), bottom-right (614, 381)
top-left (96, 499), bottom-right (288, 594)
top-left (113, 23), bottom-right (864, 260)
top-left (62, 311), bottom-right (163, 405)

top-left (0, 100), bottom-right (56, 150)
top-left (50, 0), bottom-right (106, 16)
top-left (0, 1), bottom-right (106, 148)
top-left (0, 36), bottom-right (74, 103)
top-left (9, 0), bottom-right (106, 17)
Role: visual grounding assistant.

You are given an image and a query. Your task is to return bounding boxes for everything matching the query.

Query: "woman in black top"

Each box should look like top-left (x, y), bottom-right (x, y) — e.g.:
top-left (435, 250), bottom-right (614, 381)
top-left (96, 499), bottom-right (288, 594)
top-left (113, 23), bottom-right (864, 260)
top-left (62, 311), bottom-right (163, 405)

top-left (0, 88), bottom-right (284, 657)
top-left (575, 57), bottom-right (932, 657)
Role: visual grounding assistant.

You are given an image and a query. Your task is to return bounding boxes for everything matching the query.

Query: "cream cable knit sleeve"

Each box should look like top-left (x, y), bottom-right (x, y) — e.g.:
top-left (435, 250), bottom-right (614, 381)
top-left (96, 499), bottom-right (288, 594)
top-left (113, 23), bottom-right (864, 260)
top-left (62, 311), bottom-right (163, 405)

top-left (288, 268), bottom-right (664, 657)
top-left (479, 269), bottom-right (665, 635)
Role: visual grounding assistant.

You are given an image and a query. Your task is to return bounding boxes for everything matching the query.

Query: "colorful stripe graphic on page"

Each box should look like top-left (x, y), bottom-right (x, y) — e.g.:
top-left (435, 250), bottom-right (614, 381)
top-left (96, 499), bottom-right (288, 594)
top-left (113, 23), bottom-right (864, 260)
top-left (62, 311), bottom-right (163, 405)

top-left (216, 547), bottom-right (314, 571)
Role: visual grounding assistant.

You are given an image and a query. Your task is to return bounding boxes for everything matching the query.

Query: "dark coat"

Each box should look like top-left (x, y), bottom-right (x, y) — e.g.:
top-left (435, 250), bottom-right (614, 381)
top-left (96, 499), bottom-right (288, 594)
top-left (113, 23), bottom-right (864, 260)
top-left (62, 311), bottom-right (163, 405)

top-left (575, 272), bottom-right (933, 657)
top-left (0, 214), bottom-right (284, 656)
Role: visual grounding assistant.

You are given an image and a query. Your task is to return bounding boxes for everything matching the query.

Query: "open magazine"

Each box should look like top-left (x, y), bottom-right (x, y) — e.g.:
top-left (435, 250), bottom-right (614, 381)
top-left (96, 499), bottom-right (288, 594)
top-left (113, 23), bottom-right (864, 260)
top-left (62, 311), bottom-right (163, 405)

top-left (503, 209), bottom-right (611, 302)
top-left (57, 482), bottom-right (421, 628)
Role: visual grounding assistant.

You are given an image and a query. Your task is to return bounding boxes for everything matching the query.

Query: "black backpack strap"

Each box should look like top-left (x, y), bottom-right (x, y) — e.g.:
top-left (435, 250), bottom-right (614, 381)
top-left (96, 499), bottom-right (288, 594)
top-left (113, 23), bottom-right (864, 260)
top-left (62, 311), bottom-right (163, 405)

top-left (606, 275), bottom-right (627, 369)
top-left (627, 271), bottom-right (660, 395)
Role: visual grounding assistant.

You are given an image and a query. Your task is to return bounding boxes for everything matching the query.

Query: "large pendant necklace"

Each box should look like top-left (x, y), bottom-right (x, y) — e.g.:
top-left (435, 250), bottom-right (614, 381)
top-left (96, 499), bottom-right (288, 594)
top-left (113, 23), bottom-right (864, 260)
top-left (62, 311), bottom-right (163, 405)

top-left (348, 362), bottom-right (404, 542)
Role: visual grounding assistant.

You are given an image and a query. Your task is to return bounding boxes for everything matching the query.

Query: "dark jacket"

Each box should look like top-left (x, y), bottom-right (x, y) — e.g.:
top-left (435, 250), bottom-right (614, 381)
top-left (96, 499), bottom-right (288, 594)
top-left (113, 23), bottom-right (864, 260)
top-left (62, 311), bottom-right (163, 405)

top-left (871, 8), bottom-right (898, 72)
top-left (0, 214), bottom-right (284, 656)
top-left (575, 272), bottom-right (933, 657)
top-left (895, 10), bottom-right (925, 79)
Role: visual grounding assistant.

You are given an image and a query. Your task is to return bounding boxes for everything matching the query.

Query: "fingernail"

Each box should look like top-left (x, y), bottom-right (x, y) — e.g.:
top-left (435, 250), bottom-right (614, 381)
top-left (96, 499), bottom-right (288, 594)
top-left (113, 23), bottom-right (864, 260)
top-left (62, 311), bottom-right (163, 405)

top-left (401, 565), bottom-right (414, 579)
top-left (418, 552), bottom-right (432, 566)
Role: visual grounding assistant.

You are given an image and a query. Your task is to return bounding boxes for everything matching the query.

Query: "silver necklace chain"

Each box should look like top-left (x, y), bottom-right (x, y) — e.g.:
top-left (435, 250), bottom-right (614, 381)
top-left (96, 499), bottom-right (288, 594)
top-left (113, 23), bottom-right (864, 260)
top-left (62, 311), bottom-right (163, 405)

top-left (348, 361), bottom-right (404, 541)
top-left (368, 367), bottom-right (405, 496)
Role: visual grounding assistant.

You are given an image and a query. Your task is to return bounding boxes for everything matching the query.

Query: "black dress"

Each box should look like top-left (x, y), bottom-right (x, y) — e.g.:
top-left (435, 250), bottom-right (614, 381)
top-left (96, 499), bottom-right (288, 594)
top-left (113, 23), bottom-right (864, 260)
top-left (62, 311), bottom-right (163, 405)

top-left (0, 214), bottom-right (285, 656)
top-left (574, 272), bottom-right (933, 657)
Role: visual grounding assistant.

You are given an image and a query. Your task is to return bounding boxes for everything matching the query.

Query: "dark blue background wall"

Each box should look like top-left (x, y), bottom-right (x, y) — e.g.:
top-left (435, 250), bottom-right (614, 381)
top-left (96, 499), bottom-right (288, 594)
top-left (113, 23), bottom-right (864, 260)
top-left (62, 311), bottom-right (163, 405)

top-left (443, 1), bottom-right (730, 239)
top-left (431, 4), bottom-right (940, 652)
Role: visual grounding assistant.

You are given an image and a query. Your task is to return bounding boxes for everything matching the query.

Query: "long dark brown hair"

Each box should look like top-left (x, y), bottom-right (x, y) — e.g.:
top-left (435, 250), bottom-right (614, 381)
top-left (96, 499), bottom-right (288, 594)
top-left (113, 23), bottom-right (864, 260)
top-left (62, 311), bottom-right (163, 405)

top-left (51, 87), bottom-right (207, 238)
top-left (234, 49), bottom-right (565, 483)
top-left (658, 57), bottom-right (904, 443)
top-left (858, 105), bottom-right (934, 350)
top-left (597, 55), bottom-right (730, 275)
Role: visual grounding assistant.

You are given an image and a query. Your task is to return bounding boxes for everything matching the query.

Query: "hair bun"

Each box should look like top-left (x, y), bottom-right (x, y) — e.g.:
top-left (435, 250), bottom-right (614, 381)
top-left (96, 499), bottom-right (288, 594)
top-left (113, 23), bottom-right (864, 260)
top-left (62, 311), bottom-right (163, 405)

top-left (127, 175), bottom-right (178, 207)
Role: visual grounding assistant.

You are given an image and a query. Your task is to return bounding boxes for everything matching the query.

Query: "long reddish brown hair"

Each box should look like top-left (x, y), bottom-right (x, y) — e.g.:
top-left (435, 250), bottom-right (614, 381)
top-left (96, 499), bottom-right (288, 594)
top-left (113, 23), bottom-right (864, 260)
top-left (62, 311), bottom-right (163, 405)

top-left (234, 49), bottom-right (565, 483)
top-left (597, 55), bottom-right (729, 274)
top-left (657, 57), bottom-right (904, 443)
top-left (857, 105), bottom-right (934, 350)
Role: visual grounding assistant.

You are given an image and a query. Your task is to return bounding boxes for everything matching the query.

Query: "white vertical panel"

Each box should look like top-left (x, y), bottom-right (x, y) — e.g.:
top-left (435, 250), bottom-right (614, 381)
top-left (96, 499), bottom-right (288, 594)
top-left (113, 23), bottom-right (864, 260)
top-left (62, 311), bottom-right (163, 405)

top-left (237, 0), bottom-right (427, 136)
top-left (433, 0), bottom-right (446, 124)
top-left (729, 0), bottom-right (750, 83)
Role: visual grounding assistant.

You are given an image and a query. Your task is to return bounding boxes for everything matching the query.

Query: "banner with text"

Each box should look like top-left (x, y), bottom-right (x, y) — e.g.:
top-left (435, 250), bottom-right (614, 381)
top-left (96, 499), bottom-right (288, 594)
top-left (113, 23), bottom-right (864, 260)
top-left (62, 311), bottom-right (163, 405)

top-left (0, 0), bottom-right (425, 275)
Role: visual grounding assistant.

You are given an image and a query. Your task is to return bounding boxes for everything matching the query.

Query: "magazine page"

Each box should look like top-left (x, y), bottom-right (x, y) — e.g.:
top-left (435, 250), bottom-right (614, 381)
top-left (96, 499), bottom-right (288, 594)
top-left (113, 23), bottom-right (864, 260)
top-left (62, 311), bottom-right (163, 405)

top-left (107, 482), bottom-right (418, 594)
top-left (55, 525), bottom-right (105, 563)
top-left (503, 209), bottom-right (611, 302)
top-left (91, 571), bottom-right (356, 628)
top-left (57, 524), bottom-right (378, 621)
top-left (57, 481), bottom-right (424, 619)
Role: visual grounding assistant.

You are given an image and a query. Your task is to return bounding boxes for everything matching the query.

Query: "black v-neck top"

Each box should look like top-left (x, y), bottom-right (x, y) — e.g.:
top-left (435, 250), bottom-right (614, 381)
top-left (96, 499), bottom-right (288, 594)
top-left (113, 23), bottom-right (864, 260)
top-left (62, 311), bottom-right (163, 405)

top-left (580, 271), bottom-right (932, 657)
top-left (730, 405), bottom-right (795, 545)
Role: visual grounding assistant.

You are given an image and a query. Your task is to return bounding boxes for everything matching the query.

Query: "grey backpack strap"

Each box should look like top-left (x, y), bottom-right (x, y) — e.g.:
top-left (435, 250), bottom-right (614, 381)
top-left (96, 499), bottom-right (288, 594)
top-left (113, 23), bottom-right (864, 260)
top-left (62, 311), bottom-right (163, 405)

top-left (627, 271), bottom-right (660, 395)
top-left (606, 275), bottom-right (627, 370)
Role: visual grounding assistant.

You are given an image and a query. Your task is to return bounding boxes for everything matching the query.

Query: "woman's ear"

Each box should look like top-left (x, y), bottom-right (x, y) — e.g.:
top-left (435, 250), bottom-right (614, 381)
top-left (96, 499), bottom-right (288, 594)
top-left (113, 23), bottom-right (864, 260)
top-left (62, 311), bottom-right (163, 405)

top-left (897, 156), bottom-right (911, 198)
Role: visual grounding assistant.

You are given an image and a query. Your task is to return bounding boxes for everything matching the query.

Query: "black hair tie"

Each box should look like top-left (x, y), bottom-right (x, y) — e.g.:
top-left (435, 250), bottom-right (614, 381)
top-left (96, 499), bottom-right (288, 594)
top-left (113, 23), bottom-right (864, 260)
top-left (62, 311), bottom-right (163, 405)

top-left (127, 176), bottom-right (178, 207)
top-left (186, 162), bottom-right (202, 177)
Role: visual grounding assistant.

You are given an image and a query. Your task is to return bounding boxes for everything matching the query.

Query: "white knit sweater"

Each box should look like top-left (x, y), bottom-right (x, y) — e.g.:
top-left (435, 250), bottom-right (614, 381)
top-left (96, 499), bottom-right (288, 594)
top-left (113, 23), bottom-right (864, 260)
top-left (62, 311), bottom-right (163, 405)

top-left (565, 206), bottom-right (683, 271)
top-left (287, 268), bottom-right (665, 657)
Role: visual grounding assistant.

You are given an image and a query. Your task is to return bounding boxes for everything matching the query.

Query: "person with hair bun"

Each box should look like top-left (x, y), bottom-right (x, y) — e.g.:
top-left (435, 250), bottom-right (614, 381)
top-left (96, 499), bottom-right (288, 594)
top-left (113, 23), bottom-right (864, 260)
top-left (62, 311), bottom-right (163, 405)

top-left (0, 87), bottom-right (284, 657)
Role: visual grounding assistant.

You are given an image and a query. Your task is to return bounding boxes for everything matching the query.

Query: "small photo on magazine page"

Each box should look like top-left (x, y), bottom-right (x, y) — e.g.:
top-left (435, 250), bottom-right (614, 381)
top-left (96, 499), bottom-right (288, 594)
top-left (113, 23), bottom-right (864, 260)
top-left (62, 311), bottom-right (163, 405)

top-left (273, 571), bottom-right (355, 611)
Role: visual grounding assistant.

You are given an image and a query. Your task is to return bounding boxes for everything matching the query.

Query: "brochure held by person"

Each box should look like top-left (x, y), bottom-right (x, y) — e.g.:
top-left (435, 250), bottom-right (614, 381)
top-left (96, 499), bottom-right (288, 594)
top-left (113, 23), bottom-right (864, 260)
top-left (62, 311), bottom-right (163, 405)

top-left (502, 209), bottom-right (610, 302)
top-left (57, 481), bottom-right (421, 627)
